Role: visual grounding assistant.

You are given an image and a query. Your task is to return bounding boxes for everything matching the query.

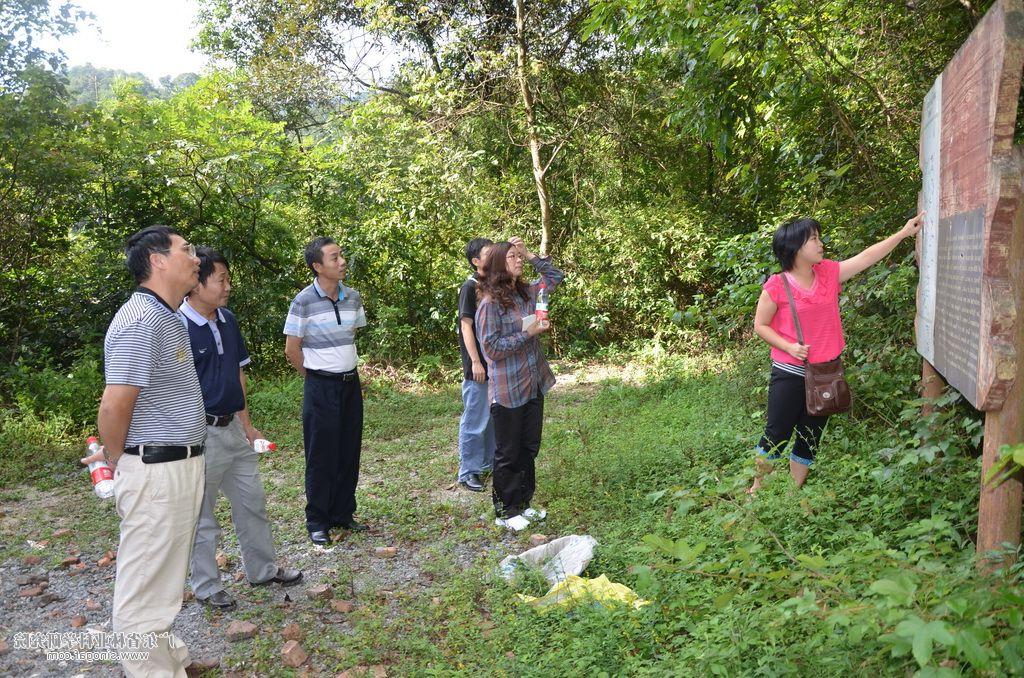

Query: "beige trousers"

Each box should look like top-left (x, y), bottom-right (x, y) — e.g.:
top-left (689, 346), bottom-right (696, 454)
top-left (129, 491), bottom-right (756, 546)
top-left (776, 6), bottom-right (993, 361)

top-left (112, 453), bottom-right (204, 677)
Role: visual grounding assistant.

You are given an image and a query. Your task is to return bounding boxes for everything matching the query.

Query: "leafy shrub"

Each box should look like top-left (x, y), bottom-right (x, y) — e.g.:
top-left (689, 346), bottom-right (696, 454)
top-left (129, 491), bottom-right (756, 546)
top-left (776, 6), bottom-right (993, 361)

top-left (0, 402), bottom-right (79, 488)
top-left (4, 347), bottom-right (104, 429)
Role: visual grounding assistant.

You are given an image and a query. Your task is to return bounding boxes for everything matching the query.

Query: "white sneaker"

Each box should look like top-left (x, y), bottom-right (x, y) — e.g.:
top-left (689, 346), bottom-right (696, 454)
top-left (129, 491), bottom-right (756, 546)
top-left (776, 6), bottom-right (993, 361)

top-left (495, 515), bottom-right (531, 532)
top-left (523, 507), bottom-right (547, 521)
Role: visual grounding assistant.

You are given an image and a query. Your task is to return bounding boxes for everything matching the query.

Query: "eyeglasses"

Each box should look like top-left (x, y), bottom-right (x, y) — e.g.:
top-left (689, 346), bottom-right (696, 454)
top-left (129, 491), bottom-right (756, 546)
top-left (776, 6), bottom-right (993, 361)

top-left (156, 243), bottom-right (197, 258)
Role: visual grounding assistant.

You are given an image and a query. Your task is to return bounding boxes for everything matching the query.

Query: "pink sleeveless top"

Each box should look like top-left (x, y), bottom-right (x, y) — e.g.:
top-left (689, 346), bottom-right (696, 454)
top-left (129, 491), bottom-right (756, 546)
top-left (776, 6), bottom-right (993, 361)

top-left (763, 259), bottom-right (845, 365)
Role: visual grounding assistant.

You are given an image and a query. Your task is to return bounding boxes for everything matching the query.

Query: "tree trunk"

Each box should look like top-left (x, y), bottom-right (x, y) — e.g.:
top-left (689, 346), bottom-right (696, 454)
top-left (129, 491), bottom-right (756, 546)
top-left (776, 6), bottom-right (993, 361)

top-left (514, 0), bottom-right (553, 255)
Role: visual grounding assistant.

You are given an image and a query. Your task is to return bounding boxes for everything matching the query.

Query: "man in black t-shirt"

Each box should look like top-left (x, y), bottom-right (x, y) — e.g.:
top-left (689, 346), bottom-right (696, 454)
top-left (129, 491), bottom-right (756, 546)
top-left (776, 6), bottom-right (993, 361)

top-left (456, 238), bottom-right (495, 491)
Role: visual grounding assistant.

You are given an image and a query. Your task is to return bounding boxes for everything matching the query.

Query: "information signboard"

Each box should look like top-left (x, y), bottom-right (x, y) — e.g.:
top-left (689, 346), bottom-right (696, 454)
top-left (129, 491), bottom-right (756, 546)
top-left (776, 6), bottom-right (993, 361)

top-left (916, 0), bottom-right (1024, 411)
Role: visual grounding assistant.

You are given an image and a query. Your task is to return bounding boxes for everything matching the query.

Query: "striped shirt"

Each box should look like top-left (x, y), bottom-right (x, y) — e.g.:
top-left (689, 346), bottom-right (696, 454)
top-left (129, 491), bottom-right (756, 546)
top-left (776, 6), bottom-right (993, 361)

top-left (104, 289), bottom-right (207, 446)
top-left (772, 360), bottom-right (806, 377)
top-left (283, 278), bottom-right (367, 372)
top-left (475, 257), bottom-right (565, 408)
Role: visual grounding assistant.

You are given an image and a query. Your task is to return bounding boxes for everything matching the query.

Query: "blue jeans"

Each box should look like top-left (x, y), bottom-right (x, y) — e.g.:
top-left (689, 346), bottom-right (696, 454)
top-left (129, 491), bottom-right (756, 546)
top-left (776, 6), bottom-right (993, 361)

top-left (459, 379), bottom-right (495, 481)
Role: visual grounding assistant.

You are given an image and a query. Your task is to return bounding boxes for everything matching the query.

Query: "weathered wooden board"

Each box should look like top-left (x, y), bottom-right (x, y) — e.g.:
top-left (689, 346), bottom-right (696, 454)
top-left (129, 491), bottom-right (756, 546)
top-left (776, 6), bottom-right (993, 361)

top-left (917, 0), bottom-right (1024, 411)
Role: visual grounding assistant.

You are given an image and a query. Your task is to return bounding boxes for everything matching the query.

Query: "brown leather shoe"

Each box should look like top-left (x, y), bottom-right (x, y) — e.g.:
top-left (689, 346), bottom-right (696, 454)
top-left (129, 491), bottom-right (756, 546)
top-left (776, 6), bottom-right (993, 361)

top-left (251, 567), bottom-right (303, 587)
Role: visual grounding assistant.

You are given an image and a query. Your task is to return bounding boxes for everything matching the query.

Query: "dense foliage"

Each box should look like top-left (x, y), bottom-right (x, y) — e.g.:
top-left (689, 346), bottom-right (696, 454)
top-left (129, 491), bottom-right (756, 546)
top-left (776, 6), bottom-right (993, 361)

top-left (0, 0), bottom-right (996, 480)
top-left (0, 9), bottom-right (1002, 474)
top-left (3, 2), bottom-right (986, 369)
top-left (496, 349), bottom-right (1019, 676)
top-left (0, 0), bottom-right (998, 495)
top-left (66, 64), bottom-right (201, 104)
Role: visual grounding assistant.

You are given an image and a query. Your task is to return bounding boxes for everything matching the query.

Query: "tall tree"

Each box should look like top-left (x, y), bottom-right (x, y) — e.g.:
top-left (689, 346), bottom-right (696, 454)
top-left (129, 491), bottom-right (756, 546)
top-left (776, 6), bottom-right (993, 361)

top-left (194, 0), bottom-right (602, 253)
top-left (514, 0), bottom-right (550, 253)
top-left (0, 0), bottom-right (87, 93)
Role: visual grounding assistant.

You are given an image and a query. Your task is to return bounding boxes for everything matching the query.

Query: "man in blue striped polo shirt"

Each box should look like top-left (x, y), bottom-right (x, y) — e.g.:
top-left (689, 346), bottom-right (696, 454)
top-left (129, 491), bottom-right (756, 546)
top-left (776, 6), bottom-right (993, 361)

top-left (284, 237), bottom-right (369, 545)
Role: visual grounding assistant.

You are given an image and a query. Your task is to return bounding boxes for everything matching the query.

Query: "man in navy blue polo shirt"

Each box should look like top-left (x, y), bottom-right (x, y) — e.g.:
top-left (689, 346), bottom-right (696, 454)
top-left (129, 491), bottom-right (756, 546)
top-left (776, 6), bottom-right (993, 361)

top-left (181, 247), bottom-right (301, 609)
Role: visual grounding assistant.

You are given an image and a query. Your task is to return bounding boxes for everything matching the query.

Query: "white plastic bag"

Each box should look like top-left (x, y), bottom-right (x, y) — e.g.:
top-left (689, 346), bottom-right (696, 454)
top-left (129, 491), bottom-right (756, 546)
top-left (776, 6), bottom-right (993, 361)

top-left (498, 534), bottom-right (598, 585)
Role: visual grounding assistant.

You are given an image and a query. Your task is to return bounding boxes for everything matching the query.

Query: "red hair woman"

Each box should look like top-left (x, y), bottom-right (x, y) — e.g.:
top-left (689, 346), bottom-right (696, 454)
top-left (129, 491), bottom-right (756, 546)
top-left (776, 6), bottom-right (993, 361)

top-left (475, 237), bottom-right (565, 531)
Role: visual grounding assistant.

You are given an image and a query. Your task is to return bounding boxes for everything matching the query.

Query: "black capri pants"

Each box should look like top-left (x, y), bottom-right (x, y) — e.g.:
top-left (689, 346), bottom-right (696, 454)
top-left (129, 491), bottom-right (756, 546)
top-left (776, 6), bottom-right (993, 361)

top-left (758, 365), bottom-right (829, 465)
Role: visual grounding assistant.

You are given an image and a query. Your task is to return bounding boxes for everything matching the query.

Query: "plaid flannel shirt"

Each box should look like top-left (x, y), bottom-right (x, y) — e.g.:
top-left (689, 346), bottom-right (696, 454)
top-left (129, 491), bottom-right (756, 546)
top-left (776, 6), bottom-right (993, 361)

top-left (475, 256), bottom-right (565, 408)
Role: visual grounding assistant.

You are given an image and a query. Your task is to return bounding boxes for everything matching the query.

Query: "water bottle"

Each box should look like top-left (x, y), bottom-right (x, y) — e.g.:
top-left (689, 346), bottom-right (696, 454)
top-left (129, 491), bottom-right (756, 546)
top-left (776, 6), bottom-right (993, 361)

top-left (253, 439), bottom-right (277, 453)
top-left (86, 436), bottom-right (115, 499)
top-left (536, 283), bottom-right (549, 322)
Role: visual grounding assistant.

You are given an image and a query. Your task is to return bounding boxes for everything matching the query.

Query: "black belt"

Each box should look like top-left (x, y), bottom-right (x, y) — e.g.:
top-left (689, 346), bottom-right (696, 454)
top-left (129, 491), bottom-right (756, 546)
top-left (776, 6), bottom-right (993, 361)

top-left (123, 444), bottom-right (205, 464)
top-left (308, 368), bottom-right (358, 382)
top-left (206, 413), bottom-right (234, 427)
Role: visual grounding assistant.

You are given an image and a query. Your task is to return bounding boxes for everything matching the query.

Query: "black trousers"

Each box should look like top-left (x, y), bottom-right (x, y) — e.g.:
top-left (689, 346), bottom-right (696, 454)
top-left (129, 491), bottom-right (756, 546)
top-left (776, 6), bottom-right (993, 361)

top-left (758, 366), bottom-right (829, 464)
top-left (490, 396), bottom-right (544, 518)
top-left (303, 371), bottom-right (363, 532)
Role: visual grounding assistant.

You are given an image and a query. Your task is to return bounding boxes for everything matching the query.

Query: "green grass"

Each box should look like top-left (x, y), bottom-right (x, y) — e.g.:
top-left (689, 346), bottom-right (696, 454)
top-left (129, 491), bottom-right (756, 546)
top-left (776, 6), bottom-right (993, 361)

top-left (3, 348), bottom-right (1024, 675)
top-left (0, 406), bottom-right (83, 490)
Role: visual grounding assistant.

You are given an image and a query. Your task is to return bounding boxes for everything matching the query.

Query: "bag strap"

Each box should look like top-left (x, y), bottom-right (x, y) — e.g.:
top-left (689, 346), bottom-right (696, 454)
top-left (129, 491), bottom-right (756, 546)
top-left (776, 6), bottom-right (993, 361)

top-left (780, 274), bottom-right (808, 365)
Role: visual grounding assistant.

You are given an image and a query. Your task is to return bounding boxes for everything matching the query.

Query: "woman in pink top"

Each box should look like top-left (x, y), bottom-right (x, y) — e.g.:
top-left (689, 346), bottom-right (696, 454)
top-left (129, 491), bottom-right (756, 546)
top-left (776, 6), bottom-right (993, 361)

top-left (747, 213), bottom-right (924, 494)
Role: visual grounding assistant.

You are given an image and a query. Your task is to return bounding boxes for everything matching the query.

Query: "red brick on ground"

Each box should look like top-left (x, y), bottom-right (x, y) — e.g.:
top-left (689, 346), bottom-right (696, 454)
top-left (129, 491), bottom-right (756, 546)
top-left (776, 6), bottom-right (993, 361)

top-left (226, 621), bottom-right (258, 642)
top-left (307, 584), bottom-right (333, 600)
top-left (281, 640), bottom-right (308, 667)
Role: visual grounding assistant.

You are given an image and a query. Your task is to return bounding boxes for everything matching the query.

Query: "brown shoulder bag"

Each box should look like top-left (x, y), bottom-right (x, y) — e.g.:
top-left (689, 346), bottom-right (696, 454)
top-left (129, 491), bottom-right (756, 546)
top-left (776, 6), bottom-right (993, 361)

top-left (780, 274), bottom-right (852, 417)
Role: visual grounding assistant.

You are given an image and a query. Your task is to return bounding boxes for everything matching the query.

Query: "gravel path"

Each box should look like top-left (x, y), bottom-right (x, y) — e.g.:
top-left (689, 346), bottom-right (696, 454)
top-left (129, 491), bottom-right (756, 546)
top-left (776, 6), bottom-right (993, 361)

top-left (0, 488), bottom-right (515, 676)
top-left (0, 366), bottom-right (603, 675)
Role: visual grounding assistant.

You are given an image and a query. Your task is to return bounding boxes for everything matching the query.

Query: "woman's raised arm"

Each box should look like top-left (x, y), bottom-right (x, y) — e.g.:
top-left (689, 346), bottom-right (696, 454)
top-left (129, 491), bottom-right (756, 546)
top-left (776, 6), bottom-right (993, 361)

top-left (838, 212), bottom-right (924, 283)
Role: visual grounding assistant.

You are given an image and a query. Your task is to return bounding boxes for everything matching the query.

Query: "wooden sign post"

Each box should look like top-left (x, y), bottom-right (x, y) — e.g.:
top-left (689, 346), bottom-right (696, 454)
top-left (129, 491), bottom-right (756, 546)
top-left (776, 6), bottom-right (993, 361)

top-left (917, 0), bottom-right (1024, 568)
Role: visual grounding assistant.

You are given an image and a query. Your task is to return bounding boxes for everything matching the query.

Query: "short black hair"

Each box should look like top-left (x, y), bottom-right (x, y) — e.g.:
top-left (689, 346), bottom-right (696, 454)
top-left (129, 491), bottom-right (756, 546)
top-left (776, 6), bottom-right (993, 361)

top-left (465, 238), bottom-right (494, 269)
top-left (304, 236), bottom-right (338, 276)
top-left (196, 247), bottom-right (229, 286)
top-left (125, 225), bottom-right (179, 284)
top-left (772, 218), bottom-right (822, 271)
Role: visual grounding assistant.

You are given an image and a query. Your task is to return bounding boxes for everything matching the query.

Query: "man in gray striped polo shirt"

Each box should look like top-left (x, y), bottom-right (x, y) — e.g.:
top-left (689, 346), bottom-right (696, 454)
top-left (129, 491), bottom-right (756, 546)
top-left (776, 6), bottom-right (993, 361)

top-left (81, 225), bottom-right (206, 677)
top-left (284, 237), bottom-right (369, 545)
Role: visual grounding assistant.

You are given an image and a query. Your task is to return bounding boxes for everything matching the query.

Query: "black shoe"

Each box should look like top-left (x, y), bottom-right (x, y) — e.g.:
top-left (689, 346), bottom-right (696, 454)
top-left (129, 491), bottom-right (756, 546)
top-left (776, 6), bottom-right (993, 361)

top-left (196, 589), bottom-right (236, 610)
top-left (309, 530), bottom-right (330, 545)
top-left (459, 474), bottom-right (485, 492)
top-left (339, 520), bottom-right (369, 532)
top-left (251, 567), bottom-right (303, 587)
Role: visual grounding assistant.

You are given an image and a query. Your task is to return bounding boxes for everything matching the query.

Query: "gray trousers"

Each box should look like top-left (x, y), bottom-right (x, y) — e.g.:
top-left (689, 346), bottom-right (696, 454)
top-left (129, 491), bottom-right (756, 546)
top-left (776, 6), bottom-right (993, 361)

top-left (190, 418), bottom-right (277, 598)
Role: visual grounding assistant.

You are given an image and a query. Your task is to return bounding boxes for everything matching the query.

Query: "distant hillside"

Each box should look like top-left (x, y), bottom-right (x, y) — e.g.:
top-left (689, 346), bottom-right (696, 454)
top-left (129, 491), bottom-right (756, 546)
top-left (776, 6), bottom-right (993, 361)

top-left (67, 63), bottom-right (199, 104)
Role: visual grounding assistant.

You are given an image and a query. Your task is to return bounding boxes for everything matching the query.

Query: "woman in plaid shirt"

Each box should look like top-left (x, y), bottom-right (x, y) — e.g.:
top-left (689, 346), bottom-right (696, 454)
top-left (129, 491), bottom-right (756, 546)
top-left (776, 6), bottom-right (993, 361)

top-left (475, 237), bottom-right (565, 532)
